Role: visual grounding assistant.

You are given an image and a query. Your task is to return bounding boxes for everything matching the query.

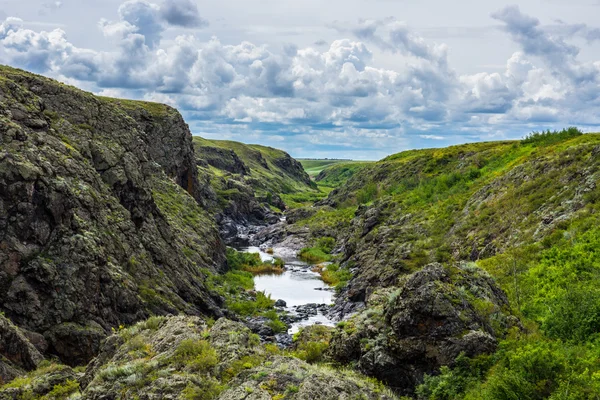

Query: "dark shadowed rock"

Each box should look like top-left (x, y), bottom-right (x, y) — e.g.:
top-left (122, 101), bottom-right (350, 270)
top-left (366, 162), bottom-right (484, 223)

top-left (196, 145), bottom-right (250, 176)
top-left (0, 314), bottom-right (44, 384)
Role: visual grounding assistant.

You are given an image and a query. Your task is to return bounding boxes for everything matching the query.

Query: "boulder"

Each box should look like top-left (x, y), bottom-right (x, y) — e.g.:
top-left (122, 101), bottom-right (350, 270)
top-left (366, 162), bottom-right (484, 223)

top-left (0, 314), bottom-right (44, 384)
top-left (328, 263), bottom-right (517, 395)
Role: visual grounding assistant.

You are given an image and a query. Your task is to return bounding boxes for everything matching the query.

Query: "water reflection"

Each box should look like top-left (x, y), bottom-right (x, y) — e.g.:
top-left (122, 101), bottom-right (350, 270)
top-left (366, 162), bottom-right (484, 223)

top-left (240, 246), bottom-right (335, 333)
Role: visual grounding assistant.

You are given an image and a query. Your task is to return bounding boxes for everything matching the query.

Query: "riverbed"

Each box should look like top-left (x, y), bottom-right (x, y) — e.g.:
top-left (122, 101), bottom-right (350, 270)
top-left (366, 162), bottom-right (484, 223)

top-left (241, 246), bottom-right (335, 334)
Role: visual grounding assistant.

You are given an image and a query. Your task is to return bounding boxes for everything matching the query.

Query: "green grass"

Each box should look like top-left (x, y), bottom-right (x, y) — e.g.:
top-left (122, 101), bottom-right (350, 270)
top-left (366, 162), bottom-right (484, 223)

top-left (313, 161), bottom-right (374, 187)
top-left (171, 339), bottom-right (218, 373)
top-left (280, 190), bottom-right (330, 208)
top-left (299, 159), bottom-right (356, 177)
top-left (194, 137), bottom-right (317, 195)
top-left (295, 129), bottom-right (600, 400)
top-left (319, 263), bottom-right (352, 291)
top-left (225, 248), bottom-right (284, 275)
top-left (98, 96), bottom-right (172, 117)
top-left (298, 247), bottom-right (332, 263)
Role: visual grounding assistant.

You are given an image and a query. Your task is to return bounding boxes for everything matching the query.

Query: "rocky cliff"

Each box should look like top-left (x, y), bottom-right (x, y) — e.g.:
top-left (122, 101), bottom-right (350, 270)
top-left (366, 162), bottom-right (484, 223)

top-left (193, 137), bottom-right (318, 244)
top-left (0, 66), bottom-right (226, 366)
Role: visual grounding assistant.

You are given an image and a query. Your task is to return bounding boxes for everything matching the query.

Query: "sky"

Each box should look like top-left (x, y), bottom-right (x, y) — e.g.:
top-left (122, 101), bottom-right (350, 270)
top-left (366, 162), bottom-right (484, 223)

top-left (1, 0), bottom-right (599, 160)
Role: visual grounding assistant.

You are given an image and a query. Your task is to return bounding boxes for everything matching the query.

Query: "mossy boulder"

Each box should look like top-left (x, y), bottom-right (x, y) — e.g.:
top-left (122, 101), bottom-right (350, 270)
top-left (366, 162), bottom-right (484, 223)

top-left (328, 263), bottom-right (517, 395)
top-left (0, 315), bottom-right (399, 400)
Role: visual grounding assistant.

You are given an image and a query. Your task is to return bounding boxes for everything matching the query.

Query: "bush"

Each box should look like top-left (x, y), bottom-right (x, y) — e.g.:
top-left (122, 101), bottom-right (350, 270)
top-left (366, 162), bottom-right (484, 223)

top-left (267, 319), bottom-right (287, 333)
top-left (320, 263), bottom-right (352, 291)
top-left (172, 339), bottom-right (218, 373)
top-left (226, 248), bottom-right (262, 270)
top-left (228, 291), bottom-right (275, 316)
top-left (316, 237), bottom-right (335, 254)
top-left (262, 309), bottom-right (288, 333)
top-left (356, 182), bottom-right (378, 204)
top-left (181, 379), bottom-right (224, 400)
top-left (294, 341), bottom-right (329, 363)
top-left (541, 287), bottom-right (600, 343)
top-left (298, 247), bottom-right (332, 263)
top-left (416, 354), bottom-right (491, 400)
top-left (523, 223), bottom-right (600, 342)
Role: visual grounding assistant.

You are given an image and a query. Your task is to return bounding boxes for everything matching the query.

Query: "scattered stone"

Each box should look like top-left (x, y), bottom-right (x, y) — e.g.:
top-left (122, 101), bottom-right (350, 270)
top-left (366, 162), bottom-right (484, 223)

top-left (274, 299), bottom-right (287, 307)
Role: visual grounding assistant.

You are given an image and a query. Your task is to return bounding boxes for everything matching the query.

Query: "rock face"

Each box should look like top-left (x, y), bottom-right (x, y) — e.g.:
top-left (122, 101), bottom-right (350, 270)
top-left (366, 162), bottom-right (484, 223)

top-left (328, 263), bottom-right (517, 395)
top-left (0, 66), bottom-right (226, 366)
top-left (271, 154), bottom-right (314, 188)
top-left (0, 314), bottom-right (44, 384)
top-left (196, 145), bottom-right (250, 176)
top-left (117, 103), bottom-right (208, 206)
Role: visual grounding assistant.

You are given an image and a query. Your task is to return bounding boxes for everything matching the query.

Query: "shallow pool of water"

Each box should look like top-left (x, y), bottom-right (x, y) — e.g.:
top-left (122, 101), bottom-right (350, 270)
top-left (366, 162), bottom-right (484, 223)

top-left (241, 246), bottom-right (335, 333)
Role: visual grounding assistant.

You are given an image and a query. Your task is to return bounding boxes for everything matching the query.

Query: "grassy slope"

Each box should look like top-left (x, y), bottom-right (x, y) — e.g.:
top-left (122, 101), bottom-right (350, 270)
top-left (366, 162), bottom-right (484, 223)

top-left (301, 134), bottom-right (600, 266)
top-left (299, 159), bottom-right (354, 178)
top-left (293, 130), bottom-right (600, 399)
top-left (194, 137), bottom-right (328, 208)
top-left (313, 161), bottom-right (374, 188)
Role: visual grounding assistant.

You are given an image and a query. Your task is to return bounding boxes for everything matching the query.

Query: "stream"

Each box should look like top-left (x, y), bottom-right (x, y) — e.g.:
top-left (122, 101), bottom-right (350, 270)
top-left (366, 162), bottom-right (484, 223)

top-left (240, 246), bottom-right (336, 334)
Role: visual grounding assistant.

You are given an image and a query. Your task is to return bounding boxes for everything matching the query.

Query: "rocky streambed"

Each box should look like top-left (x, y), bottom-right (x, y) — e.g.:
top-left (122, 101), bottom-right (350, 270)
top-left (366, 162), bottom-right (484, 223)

top-left (242, 246), bottom-right (336, 333)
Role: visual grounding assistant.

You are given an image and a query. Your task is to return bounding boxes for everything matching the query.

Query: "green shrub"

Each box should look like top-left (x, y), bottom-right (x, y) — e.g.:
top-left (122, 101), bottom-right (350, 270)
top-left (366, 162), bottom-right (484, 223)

top-left (320, 263), bottom-right (352, 291)
top-left (416, 353), bottom-right (492, 400)
top-left (521, 127), bottom-right (583, 146)
top-left (294, 341), bottom-right (329, 363)
top-left (356, 182), bottom-right (378, 204)
top-left (181, 379), bottom-right (224, 400)
top-left (226, 248), bottom-right (262, 270)
top-left (228, 291), bottom-right (275, 316)
top-left (298, 247), bottom-right (332, 263)
top-left (316, 237), bottom-right (336, 253)
top-left (172, 339), bottom-right (218, 373)
top-left (45, 379), bottom-right (80, 398)
top-left (261, 310), bottom-right (287, 333)
top-left (267, 319), bottom-right (287, 333)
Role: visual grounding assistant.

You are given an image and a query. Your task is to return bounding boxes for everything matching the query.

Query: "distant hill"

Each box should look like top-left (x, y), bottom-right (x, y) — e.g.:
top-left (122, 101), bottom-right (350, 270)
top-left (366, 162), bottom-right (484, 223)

top-left (194, 137), bottom-right (316, 198)
top-left (299, 159), bottom-right (356, 178)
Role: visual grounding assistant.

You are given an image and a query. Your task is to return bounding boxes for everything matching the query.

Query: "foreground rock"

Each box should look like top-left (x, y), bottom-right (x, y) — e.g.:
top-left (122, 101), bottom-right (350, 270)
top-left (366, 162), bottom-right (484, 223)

top-left (0, 316), bottom-right (399, 399)
top-left (0, 314), bottom-right (44, 384)
top-left (0, 66), bottom-right (225, 366)
top-left (328, 263), bottom-right (519, 395)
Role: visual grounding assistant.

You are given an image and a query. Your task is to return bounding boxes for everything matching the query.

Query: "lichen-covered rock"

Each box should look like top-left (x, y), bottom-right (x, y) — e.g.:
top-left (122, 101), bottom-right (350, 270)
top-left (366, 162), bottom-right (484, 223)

top-left (197, 145), bottom-right (250, 176)
top-left (0, 66), bottom-right (225, 366)
top-left (0, 362), bottom-right (79, 400)
top-left (6, 315), bottom-right (399, 400)
top-left (0, 314), bottom-right (44, 384)
top-left (218, 356), bottom-right (397, 400)
top-left (328, 263), bottom-right (517, 395)
top-left (81, 315), bottom-right (213, 399)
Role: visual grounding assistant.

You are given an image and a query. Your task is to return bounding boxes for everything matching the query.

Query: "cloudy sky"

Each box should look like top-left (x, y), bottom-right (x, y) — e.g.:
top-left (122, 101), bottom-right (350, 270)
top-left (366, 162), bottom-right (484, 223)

top-left (1, 0), bottom-right (599, 159)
